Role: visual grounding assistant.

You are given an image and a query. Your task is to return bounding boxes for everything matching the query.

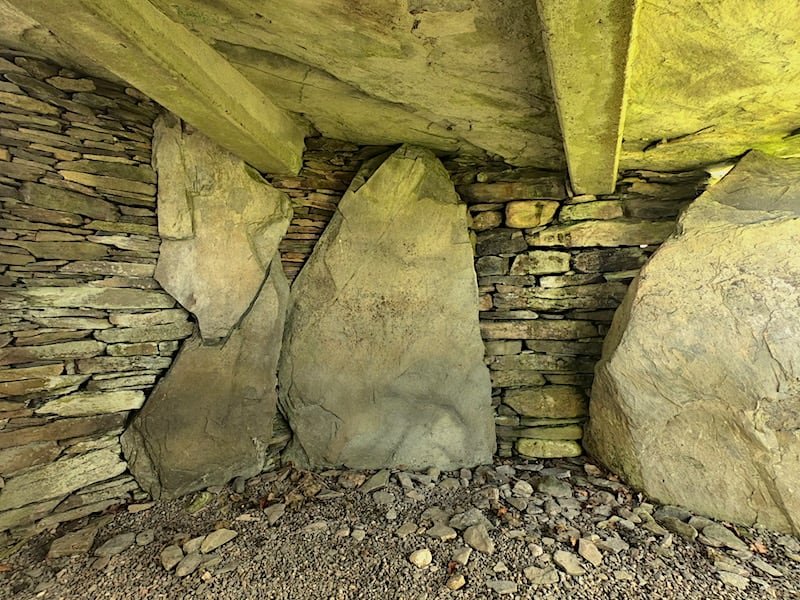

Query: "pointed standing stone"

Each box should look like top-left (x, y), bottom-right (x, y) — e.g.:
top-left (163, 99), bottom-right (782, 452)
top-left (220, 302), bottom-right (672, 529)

top-left (279, 146), bottom-right (494, 470)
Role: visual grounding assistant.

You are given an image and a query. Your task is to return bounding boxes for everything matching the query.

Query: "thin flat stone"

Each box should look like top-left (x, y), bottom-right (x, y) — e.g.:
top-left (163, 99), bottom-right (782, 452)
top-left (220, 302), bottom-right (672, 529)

top-left (426, 524), bottom-right (457, 541)
top-left (702, 524), bottom-right (749, 552)
top-left (175, 551), bottom-right (205, 578)
top-left (486, 580), bottom-right (517, 595)
top-left (524, 565), bottom-right (559, 585)
top-left (48, 526), bottom-right (99, 558)
top-left (200, 528), bottom-right (237, 553)
top-left (553, 550), bottom-right (586, 576)
top-left (359, 469), bottom-right (390, 494)
top-left (94, 532), bottom-right (136, 557)
top-left (578, 538), bottom-right (603, 567)
top-left (160, 545), bottom-right (184, 571)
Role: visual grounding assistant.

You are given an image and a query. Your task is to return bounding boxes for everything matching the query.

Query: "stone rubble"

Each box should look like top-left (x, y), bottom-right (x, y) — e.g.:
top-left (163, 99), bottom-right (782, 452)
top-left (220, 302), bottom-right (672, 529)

top-left (0, 457), bottom-right (797, 598)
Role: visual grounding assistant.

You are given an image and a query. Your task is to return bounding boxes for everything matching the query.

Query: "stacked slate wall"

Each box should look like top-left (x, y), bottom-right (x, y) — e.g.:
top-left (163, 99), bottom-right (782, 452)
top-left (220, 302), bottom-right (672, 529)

top-left (0, 48), bottom-right (192, 539)
top-left (453, 164), bottom-right (709, 459)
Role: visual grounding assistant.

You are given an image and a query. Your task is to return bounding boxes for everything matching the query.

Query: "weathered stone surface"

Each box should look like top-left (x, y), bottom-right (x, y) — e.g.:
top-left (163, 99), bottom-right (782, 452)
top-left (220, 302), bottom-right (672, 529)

top-left (0, 340), bottom-right (105, 366)
top-left (0, 286), bottom-right (175, 309)
top-left (494, 282), bottom-right (628, 311)
top-left (0, 414), bottom-right (127, 450)
top-left (35, 390), bottom-right (145, 417)
top-left (587, 153), bottom-right (800, 534)
top-left (560, 201), bottom-right (624, 221)
top-left (527, 220), bottom-right (675, 247)
top-left (0, 448), bottom-right (126, 511)
top-left (517, 439), bottom-right (582, 458)
top-left (480, 320), bottom-right (598, 340)
top-left (94, 321), bottom-right (193, 344)
top-left (505, 200), bottom-right (559, 228)
top-left (76, 356), bottom-right (171, 374)
top-left (280, 146), bottom-right (494, 470)
top-left (475, 228), bottom-right (527, 256)
top-left (510, 250), bottom-right (570, 275)
top-left (20, 182), bottom-right (119, 221)
top-left (505, 386), bottom-right (587, 418)
top-left (121, 261), bottom-right (289, 499)
top-left (572, 248), bottom-right (648, 273)
top-left (0, 441), bottom-right (61, 475)
top-left (0, 374), bottom-right (88, 396)
top-left (154, 118), bottom-right (292, 341)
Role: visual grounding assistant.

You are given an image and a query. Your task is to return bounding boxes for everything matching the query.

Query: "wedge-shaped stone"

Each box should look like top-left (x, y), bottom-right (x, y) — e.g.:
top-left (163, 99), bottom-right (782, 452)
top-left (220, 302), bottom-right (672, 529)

top-left (76, 356), bottom-right (171, 374)
top-left (0, 413), bottom-right (127, 450)
top-left (108, 309), bottom-right (188, 328)
top-left (0, 498), bottom-right (62, 533)
top-left (122, 261), bottom-right (289, 499)
top-left (0, 341), bottom-right (105, 367)
top-left (35, 390), bottom-right (145, 417)
top-left (153, 118), bottom-right (292, 341)
top-left (0, 286), bottom-right (175, 310)
top-left (527, 220), bottom-right (674, 247)
top-left (60, 261), bottom-right (155, 277)
top-left (280, 146), bottom-right (494, 470)
top-left (587, 153), bottom-right (800, 535)
top-left (504, 386), bottom-right (587, 418)
top-left (20, 182), bottom-right (119, 221)
top-left (94, 322), bottom-right (193, 344)
top-left (0, 374), bottom-right (89, 396)
top-left (0, 442), bottom-right (61, 476)
top-left (0, 448), bottom-right (126, 511)
top-left (3, 240), bottom-right (107, 260)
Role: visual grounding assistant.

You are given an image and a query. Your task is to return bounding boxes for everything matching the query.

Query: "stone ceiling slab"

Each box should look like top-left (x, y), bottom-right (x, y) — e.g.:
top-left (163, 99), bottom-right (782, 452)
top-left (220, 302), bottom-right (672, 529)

top-left (622, 0), bottom-right (800, 170)
top-left (151, 0), bottom-right (564, 169)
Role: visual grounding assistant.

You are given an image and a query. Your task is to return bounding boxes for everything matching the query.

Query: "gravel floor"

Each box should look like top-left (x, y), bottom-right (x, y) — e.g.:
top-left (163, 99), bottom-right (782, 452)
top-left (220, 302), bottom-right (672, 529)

top-left (2, 457), bottom-right (799, 600)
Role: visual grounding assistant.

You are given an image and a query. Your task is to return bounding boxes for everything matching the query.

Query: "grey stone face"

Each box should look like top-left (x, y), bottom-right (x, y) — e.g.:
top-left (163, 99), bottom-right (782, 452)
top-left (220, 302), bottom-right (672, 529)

top-left (586, 152), bottom-right (800, 535)
top-left (279, 145), bottom-right (494, 470)
top-left (121, 261), bottom-right (289, 499)
top-left (152, 115), bottom-right (292, 342)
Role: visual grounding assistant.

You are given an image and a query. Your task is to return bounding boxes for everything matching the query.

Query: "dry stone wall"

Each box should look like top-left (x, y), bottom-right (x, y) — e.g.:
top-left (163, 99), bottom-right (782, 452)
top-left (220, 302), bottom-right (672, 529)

top-left (273, 147), bottom-right (709, 463)
top-left (451, 161), bottom-right (709, 460)
top-left (0, 48), bottom-right (191, 537)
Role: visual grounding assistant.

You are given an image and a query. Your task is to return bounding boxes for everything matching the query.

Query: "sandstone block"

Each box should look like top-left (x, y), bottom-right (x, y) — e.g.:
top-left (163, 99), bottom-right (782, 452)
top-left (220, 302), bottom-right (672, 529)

top-left (504, 386), bottom-right (587, 418)
top-left (505, 200), bottom-right (559, 228)
top-left (510, 250), bottom-right (570, 275)
top-left (527, 220), bottom-right (675, 247)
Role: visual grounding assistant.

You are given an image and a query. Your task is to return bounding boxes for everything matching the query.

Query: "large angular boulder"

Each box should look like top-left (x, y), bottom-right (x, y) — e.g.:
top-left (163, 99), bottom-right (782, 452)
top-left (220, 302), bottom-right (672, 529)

top-left (280, 145), bottom-right (494, 470)
top-left (121, 261), bottom-right (289, 499)
top-left (153, 114), bottom-right (292, 342)
top-left (586, 152), bottom-right (800, 534)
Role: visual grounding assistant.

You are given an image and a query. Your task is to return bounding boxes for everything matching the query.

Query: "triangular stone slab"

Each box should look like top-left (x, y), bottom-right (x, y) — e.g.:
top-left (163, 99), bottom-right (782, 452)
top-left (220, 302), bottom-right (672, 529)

top-left (279, 145), bottom-right (494, 470)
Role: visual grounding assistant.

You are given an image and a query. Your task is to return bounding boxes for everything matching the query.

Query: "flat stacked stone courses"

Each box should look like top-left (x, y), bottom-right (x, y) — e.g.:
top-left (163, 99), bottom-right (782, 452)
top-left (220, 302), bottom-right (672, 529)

top-left (450, 160), bottom-right (709, 460)
top-left (0, 48), bottom-right (192, 537)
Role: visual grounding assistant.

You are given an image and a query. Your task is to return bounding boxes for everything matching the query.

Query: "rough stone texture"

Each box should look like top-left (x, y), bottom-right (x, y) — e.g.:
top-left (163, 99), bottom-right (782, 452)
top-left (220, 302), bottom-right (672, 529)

top-left (586, 152), bottom-right (800, 534)
top-left (280, 145), bottom-right (494, 470)
top-left (122, 261), bottom-right (289, 499)
top-left (0, 47), bottom-right (186, 535)
top-left (153, 115), bottom-right (292, 342)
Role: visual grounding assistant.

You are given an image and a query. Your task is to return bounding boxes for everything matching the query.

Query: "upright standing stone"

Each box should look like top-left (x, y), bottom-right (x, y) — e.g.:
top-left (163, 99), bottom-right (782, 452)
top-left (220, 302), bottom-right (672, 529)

top-left (152, 115), bottom-right (292, 342)
top-left (121, 260), bottom-right (289, 499)
top-left (279, 145), bottom-right (494, 470)
top-left (586, 152), bottom-right (800, 534)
